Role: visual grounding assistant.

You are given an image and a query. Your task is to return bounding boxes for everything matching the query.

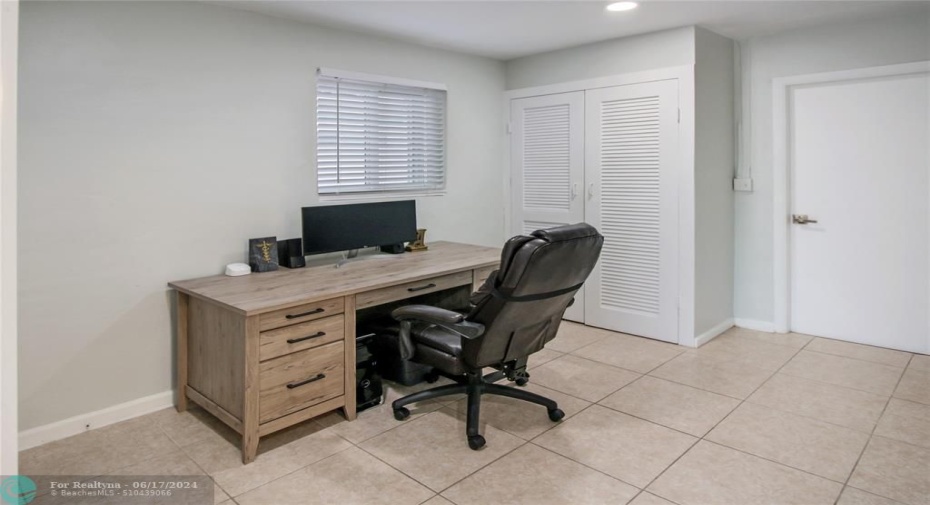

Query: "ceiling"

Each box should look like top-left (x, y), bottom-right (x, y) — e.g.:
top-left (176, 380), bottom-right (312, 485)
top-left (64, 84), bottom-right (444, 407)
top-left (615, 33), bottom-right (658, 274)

top-left (217, 0), bottom-right (929, 60)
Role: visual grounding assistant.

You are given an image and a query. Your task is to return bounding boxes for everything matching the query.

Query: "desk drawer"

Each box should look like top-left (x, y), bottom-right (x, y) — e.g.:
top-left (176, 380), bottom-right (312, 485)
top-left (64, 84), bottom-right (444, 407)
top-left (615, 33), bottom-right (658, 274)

top-left (259, 314), bottom-right (345, 362)
top-left (259, 341), bottom-right (345, 424)
top-left (356, 270), bottom-right (473, 309)
top-left (259, 297), bottom-right (344, 332)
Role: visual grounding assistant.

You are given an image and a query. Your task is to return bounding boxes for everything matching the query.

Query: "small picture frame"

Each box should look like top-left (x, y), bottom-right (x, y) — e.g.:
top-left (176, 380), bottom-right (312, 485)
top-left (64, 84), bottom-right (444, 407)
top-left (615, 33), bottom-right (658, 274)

top-left (249, 237), bottom-right (279, 272)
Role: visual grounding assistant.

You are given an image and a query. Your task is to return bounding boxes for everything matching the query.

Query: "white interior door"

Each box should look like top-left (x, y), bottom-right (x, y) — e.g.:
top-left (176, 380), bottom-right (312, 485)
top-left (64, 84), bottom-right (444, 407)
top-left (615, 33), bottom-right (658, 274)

top-left (511, 92), bottom-right (585, 321)
top-left (790, 71), bottom-right (930, 353)
top-left (584, 80), bottom-right (679, 342)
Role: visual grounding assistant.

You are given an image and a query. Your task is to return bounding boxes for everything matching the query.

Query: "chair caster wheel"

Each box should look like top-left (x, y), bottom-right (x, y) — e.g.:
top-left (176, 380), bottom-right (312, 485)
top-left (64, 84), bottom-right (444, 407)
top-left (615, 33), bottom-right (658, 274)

top-left (467, 434), bottom-right (486, 450)
top-left (548, 408), bottom-right (565, 422)
top-left (393, 407), bottom-right (410, 421)
top-left (424, 371), bottom-right (440, 384)
top-left (515, 377), bottom-right (529, 386)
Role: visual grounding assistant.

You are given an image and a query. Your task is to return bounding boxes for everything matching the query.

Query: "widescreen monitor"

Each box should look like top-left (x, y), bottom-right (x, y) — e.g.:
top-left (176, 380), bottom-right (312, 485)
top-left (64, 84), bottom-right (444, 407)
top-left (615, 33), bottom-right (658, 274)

top-left (301, 200), bottom-right (417, 255)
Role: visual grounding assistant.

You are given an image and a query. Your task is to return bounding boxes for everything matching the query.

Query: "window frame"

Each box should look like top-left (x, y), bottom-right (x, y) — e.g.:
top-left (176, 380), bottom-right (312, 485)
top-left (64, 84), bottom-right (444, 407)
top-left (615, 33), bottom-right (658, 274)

top-left (316, 68), bottom-right (448, 198)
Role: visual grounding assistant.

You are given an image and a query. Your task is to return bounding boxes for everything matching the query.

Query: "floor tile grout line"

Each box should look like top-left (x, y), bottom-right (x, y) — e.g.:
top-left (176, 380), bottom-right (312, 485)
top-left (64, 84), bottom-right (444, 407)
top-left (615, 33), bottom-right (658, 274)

top-left (346, 414), bottom-right (444, 494)
top-left (775, 368), bottom-right (902, 398)
top-left (739, 394), bottom-right (884, 436)
top-left (565, 338), bottom-right (687, 376)
top-left (352, 409), bottom-right (528, 497)
top-left (832, 352), bottom-right (916, 505)
top-left (639, 370), bottom-right (748, 402)
top-left (222, 442), bottom-right (356, 501)
top-left (531, 354), bottom-right (646, 403)
top-left (432, 439), bottom-right (527, 497)
top-left (804, 348), bottom-right (911, 368)
top-left (593, 398), bottom-right (712, 440)
top-left (321, 389), bottom-right (457, 446)
top-left (633, 336), bottom-right (805, 502)
top-left (842, 484), bottom-right (910, 505)
top-left (646, 339), bottom-right (860, 502)
top-left (700, 438), bottom-right (858, 484)
top-left (799, 347), bottom-right (911, 369)
top-left (148, 415), bottom-right (236, 501)
top-left (629, 436), bottom-right (702, 504)
top-left (526, 427), bottom-right (648, 492)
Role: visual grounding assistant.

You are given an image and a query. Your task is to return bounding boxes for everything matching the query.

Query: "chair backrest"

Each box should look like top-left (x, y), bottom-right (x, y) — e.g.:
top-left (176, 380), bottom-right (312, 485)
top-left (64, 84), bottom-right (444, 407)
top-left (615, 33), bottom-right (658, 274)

top-left (462, 223), bottom-right (603, 368)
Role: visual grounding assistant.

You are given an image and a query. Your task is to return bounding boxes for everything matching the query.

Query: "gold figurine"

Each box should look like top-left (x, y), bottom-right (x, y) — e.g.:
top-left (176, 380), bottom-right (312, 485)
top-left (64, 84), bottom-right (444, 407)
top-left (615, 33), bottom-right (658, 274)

top-left (406, 228), bottom-right (428, 252)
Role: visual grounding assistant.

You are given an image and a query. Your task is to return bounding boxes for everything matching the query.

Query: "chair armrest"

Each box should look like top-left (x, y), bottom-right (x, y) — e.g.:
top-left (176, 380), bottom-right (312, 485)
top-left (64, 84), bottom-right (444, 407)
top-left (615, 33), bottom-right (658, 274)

top-left (391, 305), bottom-right (486, 341)
top-left (392, 305), bottom-right (465, 325)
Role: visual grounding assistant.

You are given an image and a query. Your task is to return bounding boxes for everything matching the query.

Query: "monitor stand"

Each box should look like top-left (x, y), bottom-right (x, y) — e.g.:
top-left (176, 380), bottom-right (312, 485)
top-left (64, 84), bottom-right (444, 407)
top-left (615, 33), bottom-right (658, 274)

top-left (333, 249), bottom-right (359, 269)
top-left (334, 249), bottom-right (397, 269)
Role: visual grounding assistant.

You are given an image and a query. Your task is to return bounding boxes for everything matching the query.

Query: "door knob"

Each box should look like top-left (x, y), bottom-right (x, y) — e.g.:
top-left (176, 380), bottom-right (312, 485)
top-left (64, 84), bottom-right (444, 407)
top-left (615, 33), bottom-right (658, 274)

top-left (792, 214), bottom-right (818, 225)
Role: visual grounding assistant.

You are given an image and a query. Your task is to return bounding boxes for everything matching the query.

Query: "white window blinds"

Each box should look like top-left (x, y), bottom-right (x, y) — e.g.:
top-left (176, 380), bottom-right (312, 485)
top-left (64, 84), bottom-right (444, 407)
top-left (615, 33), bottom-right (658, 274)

top-left (316, 71), bottom-right (447, 195)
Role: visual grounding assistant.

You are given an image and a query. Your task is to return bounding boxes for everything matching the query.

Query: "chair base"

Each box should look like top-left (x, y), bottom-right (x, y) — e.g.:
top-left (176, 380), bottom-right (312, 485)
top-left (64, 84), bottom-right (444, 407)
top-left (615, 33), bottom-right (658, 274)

top-left (391, 371), bottom-right (564, 450)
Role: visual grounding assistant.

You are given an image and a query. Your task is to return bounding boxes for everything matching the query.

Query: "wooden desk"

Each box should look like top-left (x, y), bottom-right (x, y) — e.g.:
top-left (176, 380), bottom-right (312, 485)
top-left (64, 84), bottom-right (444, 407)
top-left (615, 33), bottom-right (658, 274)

top-left (168, 241), bottom-right (499, 463)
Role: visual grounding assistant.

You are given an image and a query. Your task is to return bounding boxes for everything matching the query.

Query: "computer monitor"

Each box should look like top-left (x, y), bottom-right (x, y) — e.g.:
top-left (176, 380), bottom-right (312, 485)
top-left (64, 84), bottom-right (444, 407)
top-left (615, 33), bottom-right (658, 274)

top-left (301, 200), bottom-right (417, 255)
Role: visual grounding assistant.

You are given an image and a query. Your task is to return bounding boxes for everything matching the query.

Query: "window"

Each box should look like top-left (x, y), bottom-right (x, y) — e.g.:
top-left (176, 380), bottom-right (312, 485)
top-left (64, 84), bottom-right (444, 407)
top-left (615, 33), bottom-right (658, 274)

top-left (316, 69), bottom-right (447, 195)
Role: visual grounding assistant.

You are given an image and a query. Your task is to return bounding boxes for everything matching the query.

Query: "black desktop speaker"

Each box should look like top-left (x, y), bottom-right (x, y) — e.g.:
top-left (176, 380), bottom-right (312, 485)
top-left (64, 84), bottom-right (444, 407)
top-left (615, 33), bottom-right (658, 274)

top-left (379, 243), bottom-right (405, 254)
top-left (277, 238), bottom-right (306, 269)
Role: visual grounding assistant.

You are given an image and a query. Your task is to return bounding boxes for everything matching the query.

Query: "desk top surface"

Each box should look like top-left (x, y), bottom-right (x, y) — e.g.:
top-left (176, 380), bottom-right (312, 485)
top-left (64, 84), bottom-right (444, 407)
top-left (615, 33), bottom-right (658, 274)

top-left (169, 241), bottom-right (500, 315)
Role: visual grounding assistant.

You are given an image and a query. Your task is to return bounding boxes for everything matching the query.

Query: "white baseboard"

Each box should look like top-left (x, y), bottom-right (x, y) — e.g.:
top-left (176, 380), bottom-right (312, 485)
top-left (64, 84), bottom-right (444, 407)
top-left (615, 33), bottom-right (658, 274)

top-left (19, 390), bottom-right (174, 451)
top-left (693, 318), bottom-right (734, 348)
top-left (734, 318), bottom-right (777, 333)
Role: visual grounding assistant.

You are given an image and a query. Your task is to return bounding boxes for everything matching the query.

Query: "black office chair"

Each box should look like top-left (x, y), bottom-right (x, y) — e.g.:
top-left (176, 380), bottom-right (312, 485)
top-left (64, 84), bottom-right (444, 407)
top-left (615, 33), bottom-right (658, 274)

top-left (388, 223), bottom-right (603, 450)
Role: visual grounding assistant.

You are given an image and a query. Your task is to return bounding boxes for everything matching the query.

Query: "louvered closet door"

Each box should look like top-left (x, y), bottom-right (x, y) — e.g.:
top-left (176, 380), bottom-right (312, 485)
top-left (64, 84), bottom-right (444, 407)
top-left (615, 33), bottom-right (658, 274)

top-left (511, 92), bottom-right (586, 322)
top-left (584, 80), bottom-right (679, 342)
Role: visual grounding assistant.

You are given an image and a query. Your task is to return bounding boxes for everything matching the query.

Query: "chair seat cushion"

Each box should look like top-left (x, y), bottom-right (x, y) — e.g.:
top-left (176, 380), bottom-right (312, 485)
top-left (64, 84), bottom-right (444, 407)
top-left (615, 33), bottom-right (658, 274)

top-left (411, 322), bottom-right (462, 355)
top-left (409, 322), bottom-right (466, 376)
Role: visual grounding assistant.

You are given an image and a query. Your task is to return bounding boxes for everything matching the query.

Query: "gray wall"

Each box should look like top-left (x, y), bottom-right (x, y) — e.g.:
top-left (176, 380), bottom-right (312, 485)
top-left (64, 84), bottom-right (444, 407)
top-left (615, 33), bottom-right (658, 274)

top-left (733, 13), bottom-right (930, 326)
top-left (18, 1), bottom-right (506, 430)
top-left (694, 27), bottom-right (735, 335)
top-left (505, 26), bottom-right (695, 90)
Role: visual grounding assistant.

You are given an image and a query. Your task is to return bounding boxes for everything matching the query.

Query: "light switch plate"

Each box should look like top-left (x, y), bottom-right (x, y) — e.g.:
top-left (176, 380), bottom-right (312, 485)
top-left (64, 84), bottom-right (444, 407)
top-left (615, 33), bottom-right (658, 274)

top-left (733, 178), bottom-right (753, 192)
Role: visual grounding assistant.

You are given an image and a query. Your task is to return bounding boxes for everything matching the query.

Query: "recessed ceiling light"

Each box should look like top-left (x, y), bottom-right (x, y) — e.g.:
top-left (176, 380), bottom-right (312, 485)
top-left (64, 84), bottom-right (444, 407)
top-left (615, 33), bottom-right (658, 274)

top-left (606, 2), bottom-right (638, 12)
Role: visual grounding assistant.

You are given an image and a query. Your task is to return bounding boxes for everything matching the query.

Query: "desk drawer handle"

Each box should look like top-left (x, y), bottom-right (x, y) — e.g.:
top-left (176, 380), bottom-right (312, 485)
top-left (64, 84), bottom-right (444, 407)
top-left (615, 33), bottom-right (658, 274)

top-left (286, 332), bottom-right (326, 344)
top-left (285, 308), bottom-right (324, 319)
top-left (407, 283), bottom-right (437, 293)
top-left (286, 373), bottom-right (326, 389)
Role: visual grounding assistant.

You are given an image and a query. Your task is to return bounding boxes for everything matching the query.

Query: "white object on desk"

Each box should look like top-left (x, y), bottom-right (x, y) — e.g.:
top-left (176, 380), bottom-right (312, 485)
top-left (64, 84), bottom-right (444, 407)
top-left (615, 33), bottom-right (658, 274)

top-left (225, 263), bottom-right (252, 276)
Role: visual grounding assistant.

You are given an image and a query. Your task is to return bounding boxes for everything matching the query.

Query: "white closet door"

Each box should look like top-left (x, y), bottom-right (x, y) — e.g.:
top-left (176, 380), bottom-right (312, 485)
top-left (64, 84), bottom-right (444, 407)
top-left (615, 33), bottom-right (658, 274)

top-left (584, 80), bottom-right (679, 342)
top-left (511, 91), bottom-right (585, 321)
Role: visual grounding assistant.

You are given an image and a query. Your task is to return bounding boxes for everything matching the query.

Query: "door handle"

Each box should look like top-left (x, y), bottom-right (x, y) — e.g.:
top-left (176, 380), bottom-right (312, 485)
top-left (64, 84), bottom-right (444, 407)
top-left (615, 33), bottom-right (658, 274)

top-left (792, 214), bottom-right (818, 225)
top-left (571, 183), bottom-right (579, 200)
top-left (587, 183), bottom-right (595, 200)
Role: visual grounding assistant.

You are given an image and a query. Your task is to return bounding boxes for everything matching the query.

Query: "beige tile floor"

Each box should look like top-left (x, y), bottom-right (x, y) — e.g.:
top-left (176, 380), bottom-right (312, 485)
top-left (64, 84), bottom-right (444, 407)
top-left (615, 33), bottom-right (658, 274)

top-left (20, 323), bottom-right (930, 505)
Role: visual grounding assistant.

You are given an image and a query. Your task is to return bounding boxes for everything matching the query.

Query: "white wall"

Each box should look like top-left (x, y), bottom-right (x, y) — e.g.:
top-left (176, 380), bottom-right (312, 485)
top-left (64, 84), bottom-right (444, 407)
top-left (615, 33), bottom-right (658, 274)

top-left (18, 1), bottom-right (505, 432)
top-left (694, 27), bottom-right (735, 336)
top-left (505, 26), bottom-right (695, 90)
top-left (1, 0), bottom-right (19, 474)
top-left (734, 13), bottom-right (930, 327)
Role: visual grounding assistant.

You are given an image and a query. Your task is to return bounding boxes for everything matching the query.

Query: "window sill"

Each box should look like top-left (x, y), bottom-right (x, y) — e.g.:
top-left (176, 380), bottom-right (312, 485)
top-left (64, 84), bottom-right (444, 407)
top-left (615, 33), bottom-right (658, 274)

top-left (318, 191), bottom-right (446, 203)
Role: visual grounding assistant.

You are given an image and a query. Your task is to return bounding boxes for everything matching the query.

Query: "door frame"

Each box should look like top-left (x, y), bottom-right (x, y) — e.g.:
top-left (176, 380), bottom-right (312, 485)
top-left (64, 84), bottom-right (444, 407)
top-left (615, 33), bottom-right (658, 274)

top-left (502, 64), bottom-right (698, 346)
top-left (0, 0), bottom-right (18, 475)
top-left (771, 61), bottom-right (930, 334)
